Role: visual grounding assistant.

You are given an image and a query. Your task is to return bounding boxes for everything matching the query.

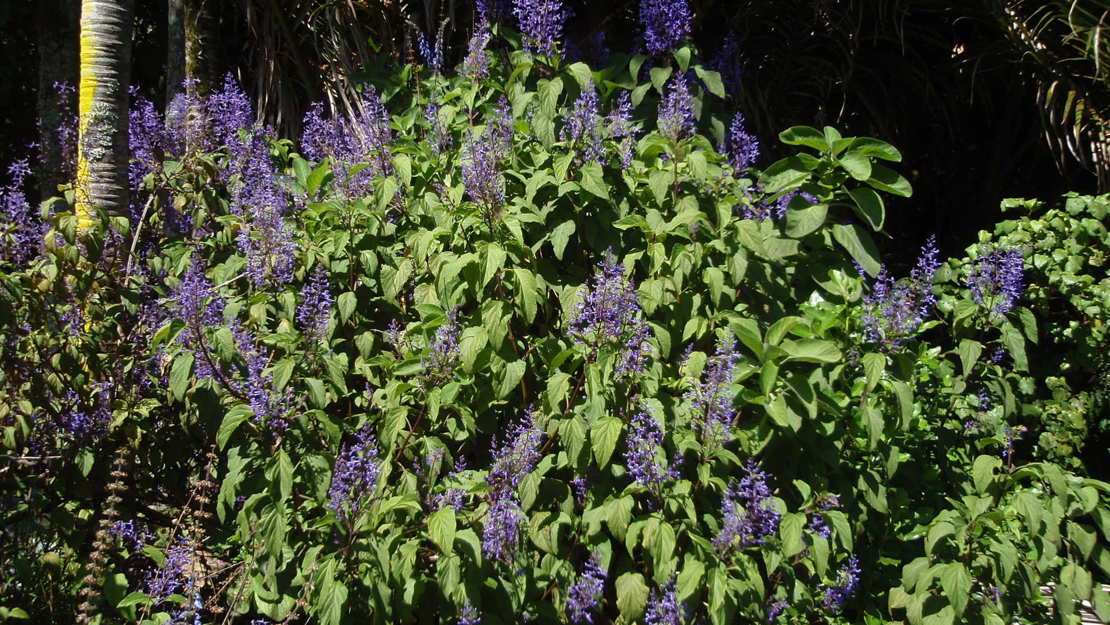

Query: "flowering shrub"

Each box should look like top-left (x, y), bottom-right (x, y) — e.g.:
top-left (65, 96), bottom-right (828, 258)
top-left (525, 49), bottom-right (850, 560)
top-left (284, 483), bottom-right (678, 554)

top-left (1, 14), bottom-right (1108, 625)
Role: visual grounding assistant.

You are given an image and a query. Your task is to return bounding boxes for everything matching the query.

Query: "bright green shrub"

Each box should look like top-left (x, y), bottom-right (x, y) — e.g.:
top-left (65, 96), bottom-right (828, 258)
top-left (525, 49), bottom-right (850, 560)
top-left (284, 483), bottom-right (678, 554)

top-left (0, 33), bottom-right (1107, 625)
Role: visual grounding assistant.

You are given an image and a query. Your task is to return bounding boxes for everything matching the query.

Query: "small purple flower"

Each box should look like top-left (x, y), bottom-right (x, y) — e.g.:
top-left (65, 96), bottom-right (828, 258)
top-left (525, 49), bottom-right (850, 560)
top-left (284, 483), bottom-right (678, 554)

top-left (606, 92), bottom-right (638, 168)
top-left (232, 324), bottom-right (289, 429)
top-left (767, 599), bottom-right (789, 623)
top-left (639, 0), bottom-right (692, 55)
top-left (422, 309), bottom-right (462, 377)
top-left (713, 461), bottom-right (781, 550)
top-left (461, 21), bottom-right (493, 80)
top-left (1, 159), bottom-right (40, 267)
top-left (476, 0), bottom-right (512, 24)
top-left (108, 520), bottom-right (148, 550)
top-left (643, 576), bottom-right (684, 625)
top-left (512, 0), bottom-right (569, 56)
top-left (425, 100), bottom-right (452, 156)
top-left (418, 29), bottom-right (445, 72)
top-left (570, 476), bottom-right (588, 504)
top-left (657, 73), bottom-right (695, 142)
top-left (684, 335), bottom-right (741, 451)
top-left (860, 236), bottom-right (940, 349)
top-left (624, 410), bottom-right (670, 486)
top-left (561, 79), bottom-right (604, 164)
top-left (128, 94), bottom-right (173, 190)
top-left (301, 88), bottom-right (394, 198)
top-left (328, 425), bottom-right (381, 520)
top-left (725, 112), bottom-right (759, 172)
top-left (145, 538), bottom-right (192, 601)
top-left (967, 246), bottom-right (1024, 315)
top-left (568, 250), bottom-right (652, 378)
top-left (461, 101), bottom-right (513, 213)
top-left (458, 600), bottom-right (482, 625)
top-left (566, 553), bottom-right (606, 623)
top-left (297, 264), bottom-right (333, 341)
top-left (820, 555), bottom-right (861, 612)
top-left (482, 495), bottom-right (523, 564)
top-left (487, 410), bottom-right (543, 496)
top-left (207, 74), bottom-right (255, 148)
top-left (170, 258), bottom-right (224, 346)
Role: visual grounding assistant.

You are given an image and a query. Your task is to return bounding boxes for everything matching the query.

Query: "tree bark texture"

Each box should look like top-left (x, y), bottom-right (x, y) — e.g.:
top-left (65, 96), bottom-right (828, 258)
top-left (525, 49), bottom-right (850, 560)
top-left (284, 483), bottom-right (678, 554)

top-left (36, 0), bottom-right (80, 202)
top-left (166, 0), bottom-right (185, 105)
top-left (76, 0), bottom-right (133, 232)
top-left (184, 0), bottom-right (220, 98)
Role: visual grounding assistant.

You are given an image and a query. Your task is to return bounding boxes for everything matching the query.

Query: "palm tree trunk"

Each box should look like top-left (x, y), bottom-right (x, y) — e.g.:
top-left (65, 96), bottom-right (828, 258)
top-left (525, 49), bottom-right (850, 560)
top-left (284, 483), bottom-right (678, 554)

top-left (166, 0), bottom-right (185, 104)
top-left (75, 0), bottom-right (133, 234)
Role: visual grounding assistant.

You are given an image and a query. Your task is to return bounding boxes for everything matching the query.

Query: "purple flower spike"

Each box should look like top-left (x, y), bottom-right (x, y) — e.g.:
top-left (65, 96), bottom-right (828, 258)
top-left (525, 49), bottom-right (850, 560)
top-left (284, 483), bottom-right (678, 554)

top-left (820, 555), bottom-right (861, 612)
top-left (657, 73), bottom-right (695, 142)
top-left (1, 159), bottom-right (40, 267)
top-left (297, 264), bottom-right (334, 342)
top-left (860, 236), bottom-right (940, 349)
top-left (725, 112), bottom-right (759, 172)
top-left (512, 0), bottom-right (569, 56)
top-left (461, 21), bottom-right (493, 80)
top-left (458, 601), bottom-right (482, 625)
top-left (684, 335), bottom-right (741, 451)
top-left (562, 79), bottom-right (604, 164)
top-left (624, 410), bottom-right (670, 486)
top-left (644, 577), bottom-right (685, 625)
top-left (639, 0), bottom-right (692, 55)
top-left (713, 460), bottom-right (781, 550)
top-left (606, 92), bottom-right (638, 168)
top-left (482, 495), bottom-right (523, 564)
top-left (328, 425), bottom-right (381, 520)
top-left (967, 246), bottom-right (1024, 315)
top-left (567, 553), bottom-right (606, 623)
top-left (568, 250), bottom-right (652, 378)
top-left (422, 308), bottom-right (462, 377)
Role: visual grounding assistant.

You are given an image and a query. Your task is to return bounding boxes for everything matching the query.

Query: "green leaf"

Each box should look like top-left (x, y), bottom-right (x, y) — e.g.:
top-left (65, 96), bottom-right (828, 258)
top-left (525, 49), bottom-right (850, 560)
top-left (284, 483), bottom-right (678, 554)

top-left (926, 522), bottom-right (954, 556)
top-left (785, 202), bottom-right (828, 238)
top-left (850, 137), bottom-right (902, 162)
top-left (482, 243), bottom-right (507, 289)
top-left (336, 291), bottom-right (356, 324)
top-left (497, 360), bottom-right (526, 399)
top-left (939, 563), bottom-right (971, 618)
top-left (779, 339), bottom-right (842, 363)
top-left (512, 267), bottom-right (543, 324)
top-left (832, 223), bottom-right (882, 276)
top-left (458, 326), bottom-right (488, 373)
top-left (999, 322), bottom-right (1028, 372)
top-left (275, 449), bottom-right (294, 502)
top-left (866, 163), bottom-right (913, 197)
top-left (862, 352), bottom-right (885, 391)
top-left (848, 187), bottom-right (884, 230)
top-left (565, 62), bottom-right (594, 90)
top-left (217, 404), bottom-right (254, 450)
top-left (115, 591), bottom-right (151, 608)
top-left (616, 572), bottom-right (649, 621)
top-left (169, 352), bottom-right (193, 400)
top-left (427, 507), bottom-right (456, 556)
top-left (579, 161), bottom-right (609, 199)
top-left (972, 455), bottom-right (1000, 494)
top-left (591, 416), bottom-right (623, 468)
top-left (549, 220), bottom-right (576, 260)
top-left (766, 394), bottom-right (802, 431)
top-left (693, 65), bottom-right (726, 98)
top-left (957, 339), bottom-right (982, 379)
top-left (778, 126), bottom-right (828, 151)
top-left (780, 512), bottom-right (805, 557)
top-left (840, 151), bottom-right (873, 181)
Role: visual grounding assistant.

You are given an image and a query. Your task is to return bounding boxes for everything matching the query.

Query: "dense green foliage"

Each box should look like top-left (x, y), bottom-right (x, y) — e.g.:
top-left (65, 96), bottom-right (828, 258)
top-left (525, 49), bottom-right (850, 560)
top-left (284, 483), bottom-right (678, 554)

top-left (2, 34), bottom-right (1108, 625)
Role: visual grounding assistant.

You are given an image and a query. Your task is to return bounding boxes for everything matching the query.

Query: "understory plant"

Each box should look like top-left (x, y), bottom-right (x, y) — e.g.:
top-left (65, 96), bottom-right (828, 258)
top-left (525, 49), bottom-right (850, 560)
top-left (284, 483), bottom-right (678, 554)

top-left (1, 5), bottom-right (1107, 625)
